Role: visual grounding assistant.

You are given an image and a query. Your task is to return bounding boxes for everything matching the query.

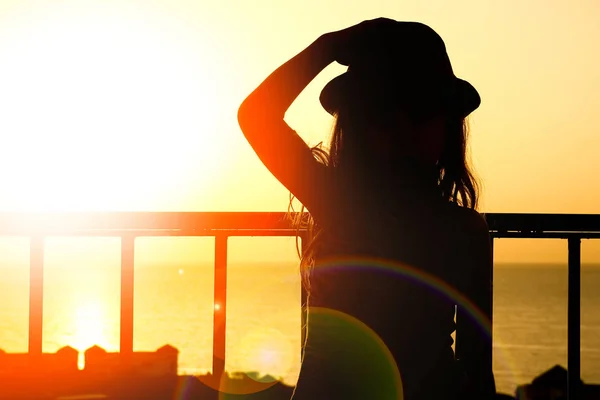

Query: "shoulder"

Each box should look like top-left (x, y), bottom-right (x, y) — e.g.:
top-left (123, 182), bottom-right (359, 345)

top-left (446, 204), bottom-right (489, 237)
top-left (444, 205), bottom-right (492, 268)
top-left (443, 206), bottom-right (493, 296)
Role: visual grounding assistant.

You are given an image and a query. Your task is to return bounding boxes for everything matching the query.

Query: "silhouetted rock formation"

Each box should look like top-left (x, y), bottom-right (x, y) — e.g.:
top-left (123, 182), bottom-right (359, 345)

top-left (5, 348), bottom-right (598, 399)
top-left (84, 344), bottom-right (178, 376)
top-left (0, 346), bottom-right (82, 399)
top-left (496, 394), bottom-right (516, 400)
top-left (515, 364), bottom-right (600, 400)
top-left (0, 345), bottom-right (294, 399)
top-left (0, 345), bottom-right (79, 374)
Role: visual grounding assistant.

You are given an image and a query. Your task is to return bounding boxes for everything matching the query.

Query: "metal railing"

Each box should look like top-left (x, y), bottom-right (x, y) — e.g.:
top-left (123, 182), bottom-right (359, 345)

top-left (486, 213), bottom-right (600, 400)
top-left (1, 211), bottom-right (599, 400)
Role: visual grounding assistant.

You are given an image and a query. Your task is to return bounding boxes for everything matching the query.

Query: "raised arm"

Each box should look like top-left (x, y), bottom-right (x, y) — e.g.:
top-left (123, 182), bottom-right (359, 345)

top-left (237, 18), bottom-right (397, 209)
top-left (237, 34), bottom-right (335, 209)
top-left (455, 212), bottom-right (496, 399)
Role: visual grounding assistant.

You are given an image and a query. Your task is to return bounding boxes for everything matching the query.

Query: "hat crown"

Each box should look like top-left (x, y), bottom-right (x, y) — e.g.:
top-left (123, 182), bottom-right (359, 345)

top-left (320, 21), bottom-right (480, 117)
top-left (346, 22), bottom-right (454, 83)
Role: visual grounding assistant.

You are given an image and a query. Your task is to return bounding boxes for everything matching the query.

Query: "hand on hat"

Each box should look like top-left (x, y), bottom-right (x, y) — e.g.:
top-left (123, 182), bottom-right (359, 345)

top-left (324, 17), bottom-right (399, 66)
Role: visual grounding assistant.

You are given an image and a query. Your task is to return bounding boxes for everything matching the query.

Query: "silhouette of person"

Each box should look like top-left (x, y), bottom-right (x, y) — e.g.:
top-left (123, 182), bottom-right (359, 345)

top-left (238, 18), bottom-right (496, 400)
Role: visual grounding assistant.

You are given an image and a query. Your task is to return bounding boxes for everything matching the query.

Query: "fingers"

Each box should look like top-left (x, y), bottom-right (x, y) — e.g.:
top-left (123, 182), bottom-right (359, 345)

top-left (364, 17), bottom-right (397, 26)
top-left (331, 18), bottom-right (398, 65)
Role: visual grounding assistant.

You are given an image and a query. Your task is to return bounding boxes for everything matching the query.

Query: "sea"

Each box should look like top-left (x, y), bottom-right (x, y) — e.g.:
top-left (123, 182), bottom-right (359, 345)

top-left (1, 261), bottom-right (599, 396)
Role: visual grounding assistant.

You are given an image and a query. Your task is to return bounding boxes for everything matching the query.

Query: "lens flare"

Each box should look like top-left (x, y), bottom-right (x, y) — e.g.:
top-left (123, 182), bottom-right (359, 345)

top-left (308, 255), bottom-right (519, 388)
top-left (294, 306), bottom-right (404, 399)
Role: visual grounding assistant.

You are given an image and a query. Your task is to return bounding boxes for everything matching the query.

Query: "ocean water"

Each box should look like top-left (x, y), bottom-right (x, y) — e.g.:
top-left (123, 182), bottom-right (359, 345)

top-left (0, 262), bottom-right (598, 396)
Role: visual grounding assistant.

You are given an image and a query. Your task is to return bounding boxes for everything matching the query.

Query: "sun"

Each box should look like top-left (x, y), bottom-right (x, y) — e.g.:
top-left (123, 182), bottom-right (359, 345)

top-left (70, 301), bottom-right (110, 369)
top-left (72, 303), bottom-right (106, 351)
top-left (0, 3), bottom-right (229, 211)
top-left (233, 326), bottom-right (295, 380)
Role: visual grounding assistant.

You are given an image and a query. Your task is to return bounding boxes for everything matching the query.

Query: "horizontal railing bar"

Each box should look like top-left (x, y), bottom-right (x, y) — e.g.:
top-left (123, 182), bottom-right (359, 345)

top-left (485, 213), bottom-right (600, 233)
top-left (0, 212), bottom-right (294, 232)
top-left (1, 212), bottom-right (600, 235)
top-left (492, 232), bottom-right (600, 239)
top-left (3, 230), bottom-right (600, 239)
top-left (0, 229), bottom-right (302, 237)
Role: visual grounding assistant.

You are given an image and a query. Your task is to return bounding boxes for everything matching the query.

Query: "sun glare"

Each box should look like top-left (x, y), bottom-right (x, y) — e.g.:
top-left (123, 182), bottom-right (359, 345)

top-left (73, 303), bottom-right (105, 350)
top-left (0, 3), bottom-right (229, 211)
top-left (71, 302), bottom-right (108, 369)
top-left (235, 327), bottom-right (294, 381)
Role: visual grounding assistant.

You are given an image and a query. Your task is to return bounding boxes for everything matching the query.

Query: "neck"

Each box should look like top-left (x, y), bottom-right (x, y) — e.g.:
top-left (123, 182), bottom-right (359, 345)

top-left (367, 158), bottom-right (442, 199)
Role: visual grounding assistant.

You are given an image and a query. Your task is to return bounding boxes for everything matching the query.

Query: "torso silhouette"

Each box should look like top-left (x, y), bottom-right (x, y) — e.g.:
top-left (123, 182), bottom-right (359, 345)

top-left (294, 164), bottom-right (472, 399)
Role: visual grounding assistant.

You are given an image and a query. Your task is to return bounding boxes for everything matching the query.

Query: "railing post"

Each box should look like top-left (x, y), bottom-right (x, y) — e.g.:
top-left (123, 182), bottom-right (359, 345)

top-left (213, 235), bottom-right (228, 378)
top-left (120, 235), bottom-right (135, 361)
top-left (489, 234), bottom-right (494, 370)
top-left (299, 233), bottom-right (308, 353)
top-left (28, 236), bottom-right (45, 356)
top-left (567, 236), bottom-right (581, 400)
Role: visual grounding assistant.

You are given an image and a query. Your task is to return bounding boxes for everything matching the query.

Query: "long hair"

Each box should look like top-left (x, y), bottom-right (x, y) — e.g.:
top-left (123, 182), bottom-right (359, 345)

top-left (288, 109), bottom-right (480, 292)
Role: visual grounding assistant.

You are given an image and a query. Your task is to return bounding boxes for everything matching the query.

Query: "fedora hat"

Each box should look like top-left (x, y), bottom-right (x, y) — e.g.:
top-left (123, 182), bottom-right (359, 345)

top-left (319, 21), bottom-right (481, 119)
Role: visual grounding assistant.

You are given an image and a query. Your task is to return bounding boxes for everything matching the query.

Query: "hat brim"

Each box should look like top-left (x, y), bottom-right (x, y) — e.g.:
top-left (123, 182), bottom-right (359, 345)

top-left (319, 72), bottom-right (481, 118)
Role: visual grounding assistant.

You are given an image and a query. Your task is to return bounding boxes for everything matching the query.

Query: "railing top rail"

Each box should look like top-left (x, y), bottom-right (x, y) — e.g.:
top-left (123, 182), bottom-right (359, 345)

top-left (0, 212), bottom-right (599, 235)
top-left (0, 212), bottom-right (293, 234)
top-left (484, 213), bottom-right (600, 233)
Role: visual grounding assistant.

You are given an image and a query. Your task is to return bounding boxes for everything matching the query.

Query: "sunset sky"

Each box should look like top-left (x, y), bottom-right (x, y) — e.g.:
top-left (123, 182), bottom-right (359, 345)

top-left (0, 0), bottom-right (599, 264)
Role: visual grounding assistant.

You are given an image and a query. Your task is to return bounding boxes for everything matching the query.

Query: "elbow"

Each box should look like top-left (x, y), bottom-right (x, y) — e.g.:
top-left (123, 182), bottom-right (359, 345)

top-left (237, 101), bottom-right (265, 139)
top-left (238, 95), bottom-right (284, 138)
top-left (237, 101), bottom-right (254, 136)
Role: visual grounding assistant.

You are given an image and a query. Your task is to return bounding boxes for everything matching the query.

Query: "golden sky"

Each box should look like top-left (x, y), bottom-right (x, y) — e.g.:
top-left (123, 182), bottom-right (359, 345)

top-left (0, 0), bottom-right (599, 263)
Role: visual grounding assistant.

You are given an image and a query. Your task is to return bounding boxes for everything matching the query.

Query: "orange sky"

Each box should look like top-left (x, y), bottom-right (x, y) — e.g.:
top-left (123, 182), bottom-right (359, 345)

top-left (0, 0), bottom-right (599, 263)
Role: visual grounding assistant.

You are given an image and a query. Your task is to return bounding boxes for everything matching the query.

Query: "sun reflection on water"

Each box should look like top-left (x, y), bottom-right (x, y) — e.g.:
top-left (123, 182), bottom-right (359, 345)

top-left (70, 302), bottom-right (109, 369)
top-left (235, 327), bottom-right (295, 382)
